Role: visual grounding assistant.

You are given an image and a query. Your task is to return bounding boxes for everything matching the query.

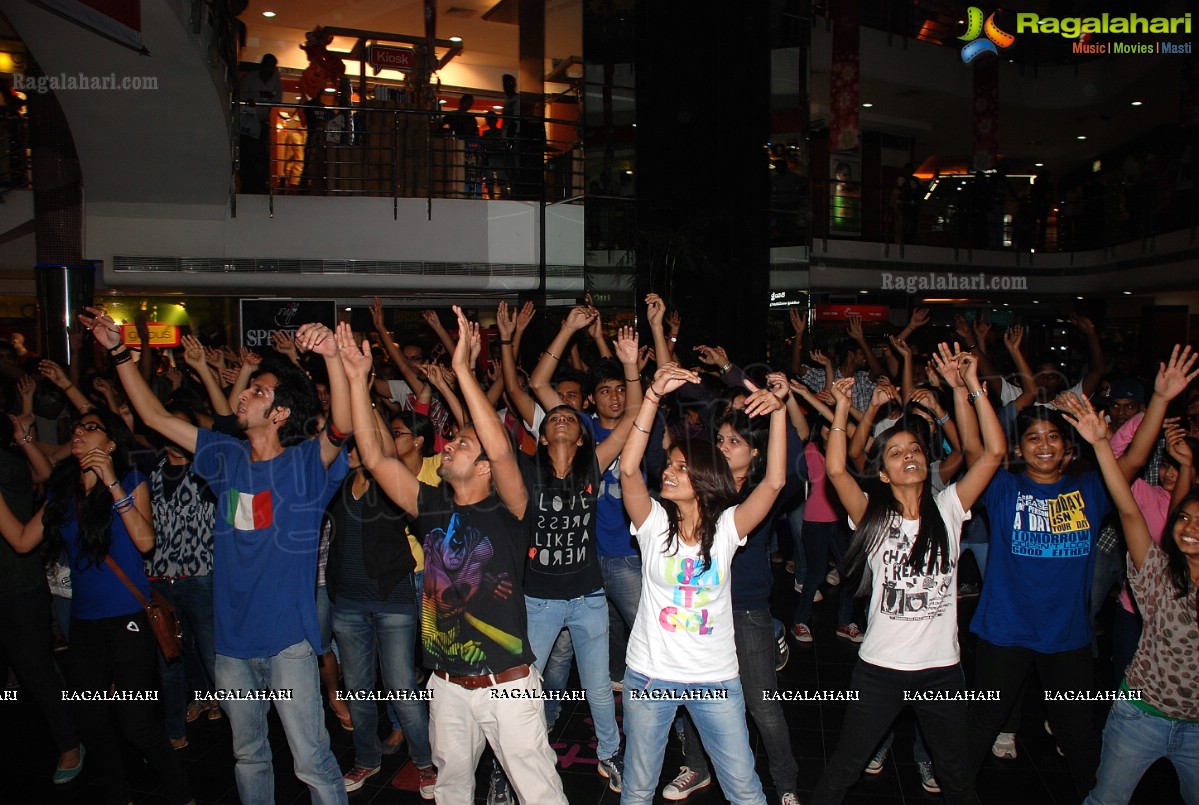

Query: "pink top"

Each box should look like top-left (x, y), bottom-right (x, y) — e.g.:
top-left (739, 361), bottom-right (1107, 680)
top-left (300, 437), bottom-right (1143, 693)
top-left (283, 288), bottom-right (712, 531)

top-left (1120, 479), bottom-right (1168, 613)
top-left (803, 442), bottom-right (842, 523)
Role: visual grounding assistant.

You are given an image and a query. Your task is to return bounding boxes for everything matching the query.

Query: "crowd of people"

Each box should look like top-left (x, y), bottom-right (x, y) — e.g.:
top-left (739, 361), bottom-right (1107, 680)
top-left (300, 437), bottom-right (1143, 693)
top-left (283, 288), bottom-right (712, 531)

top-left (0, 296), bottom-right (1196, 805)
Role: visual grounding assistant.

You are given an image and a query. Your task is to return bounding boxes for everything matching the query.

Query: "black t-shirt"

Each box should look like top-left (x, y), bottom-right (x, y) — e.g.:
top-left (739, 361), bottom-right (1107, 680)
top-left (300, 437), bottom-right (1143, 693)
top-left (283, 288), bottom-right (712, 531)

top-left (412, 483), bottom-right (536, 676)
top-left (520, 454), bottom-right (603, 600)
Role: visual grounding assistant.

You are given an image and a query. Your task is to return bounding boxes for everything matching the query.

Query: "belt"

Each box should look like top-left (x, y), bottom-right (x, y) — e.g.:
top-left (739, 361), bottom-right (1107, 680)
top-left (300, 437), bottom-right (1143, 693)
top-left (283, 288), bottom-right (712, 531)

top-left (432, 664), bottom-right (530, 690)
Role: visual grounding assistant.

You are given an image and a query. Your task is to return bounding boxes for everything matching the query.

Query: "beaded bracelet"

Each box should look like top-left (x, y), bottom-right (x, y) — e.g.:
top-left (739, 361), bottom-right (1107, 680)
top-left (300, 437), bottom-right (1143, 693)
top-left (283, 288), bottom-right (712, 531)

top-left (111, 349), bottom-right (133, 367)
top-left (112, 494), bottom-right (135, 513)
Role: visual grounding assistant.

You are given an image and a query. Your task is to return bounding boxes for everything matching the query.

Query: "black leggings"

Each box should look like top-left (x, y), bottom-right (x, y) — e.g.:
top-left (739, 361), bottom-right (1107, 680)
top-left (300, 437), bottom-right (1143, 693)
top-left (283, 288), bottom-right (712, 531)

top-left (811, 660), bottom-right (978, 805)
top-left (68, 611), bottom-right (192, 805)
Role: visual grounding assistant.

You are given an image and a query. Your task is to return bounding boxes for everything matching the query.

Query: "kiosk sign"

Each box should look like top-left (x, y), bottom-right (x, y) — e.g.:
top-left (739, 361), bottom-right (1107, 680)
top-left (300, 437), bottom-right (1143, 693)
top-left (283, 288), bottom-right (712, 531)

top-left (367, 45), bottom-right (416, 72)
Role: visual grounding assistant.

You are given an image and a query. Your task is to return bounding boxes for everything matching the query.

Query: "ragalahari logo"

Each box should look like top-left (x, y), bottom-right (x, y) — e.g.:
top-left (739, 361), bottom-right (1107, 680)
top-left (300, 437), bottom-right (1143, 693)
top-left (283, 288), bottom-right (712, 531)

top-left (958, 7), bottom-right (1016, 63)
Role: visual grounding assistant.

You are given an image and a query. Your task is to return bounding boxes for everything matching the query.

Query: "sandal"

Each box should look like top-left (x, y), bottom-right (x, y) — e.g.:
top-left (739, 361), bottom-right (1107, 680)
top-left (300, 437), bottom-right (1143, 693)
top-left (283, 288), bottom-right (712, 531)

top-left (53, 746), bottom-right (85, 784)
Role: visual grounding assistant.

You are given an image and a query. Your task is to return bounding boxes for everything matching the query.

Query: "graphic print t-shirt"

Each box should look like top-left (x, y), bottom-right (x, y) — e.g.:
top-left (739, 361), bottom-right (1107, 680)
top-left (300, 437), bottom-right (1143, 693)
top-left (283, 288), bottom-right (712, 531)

top-left (412, 484), bottom-right (536, 676)
top-left (520, 455), bottom-right (603, 599)
top-left (193, 430), bottom-right (348, 658)
top-left (856, 485), bottom-right (969, 671)
top-left (971, 469), bottom-right (1111, 652)
top-left (625, 499), bottom-right (744, 683)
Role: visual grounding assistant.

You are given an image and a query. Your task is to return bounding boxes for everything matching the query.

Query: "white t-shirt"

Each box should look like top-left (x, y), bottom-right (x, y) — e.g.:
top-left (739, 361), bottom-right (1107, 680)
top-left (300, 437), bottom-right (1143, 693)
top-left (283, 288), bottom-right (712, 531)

top-left (625, 499), bottom-right (745, 683)
top-left (855, 485), bottom-right (970, 671)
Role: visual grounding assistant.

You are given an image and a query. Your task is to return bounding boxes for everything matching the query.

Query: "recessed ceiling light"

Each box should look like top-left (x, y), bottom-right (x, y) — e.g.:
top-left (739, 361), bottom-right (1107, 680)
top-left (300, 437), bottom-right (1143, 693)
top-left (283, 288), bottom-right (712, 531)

top-left (492, 105), bottom-right (503, 110)
top-left (1034, 162), bottom-right (1044, 167)
top-left (449, 36), bottom-right (462, 43)
top-left (344, 307), bottom-right (352, 312)
top-left (1076, 135), bottom-right (1087, 140)
top-left (1122, 290), bottom-right (1132, 295)
top-left (1130, 101), bottom-right (1142, 106)
top-left (859, 289), bottom-right (868, 294)
top-left (861, 102), bottom-right (873, 108)
top-left (324, 87), bottom-right (335, 93)
top-left (1033, 300), bottom-right (1040, 304)
top-left (262, 10), bottom-right (276, 17)
top-left (1076, 295), bottom-right (1084, 300)
top-left (438, 99), bottom-right (446, 104)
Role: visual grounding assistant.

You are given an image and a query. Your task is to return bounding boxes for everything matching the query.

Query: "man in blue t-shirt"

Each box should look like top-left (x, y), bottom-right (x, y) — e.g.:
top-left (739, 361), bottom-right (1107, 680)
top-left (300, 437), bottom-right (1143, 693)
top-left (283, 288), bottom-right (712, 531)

top-left (90, 309), bottom-right (352, 805)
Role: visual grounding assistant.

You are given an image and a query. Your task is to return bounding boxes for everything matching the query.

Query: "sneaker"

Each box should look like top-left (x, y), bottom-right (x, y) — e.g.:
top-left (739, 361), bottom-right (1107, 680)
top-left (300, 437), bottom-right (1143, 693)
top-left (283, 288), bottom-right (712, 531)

top-left (826, 568), bottom-right (841, 586)
top-left (775, 625), bottom-right (791, 671)
top-left (917, 761), bottom-right (940, 794)
top-left (835, 623), bottom-right (864, 643)
top-left (417, 764), bottom-right (437, 800)
top-left (611, 679), bottom-right (624, 692)
top-left (662, 766), bottom-right (712, 800)
top-left (791, 623), bottom-right (813, 644)
top-left (598, 752), bottom-right (624, 793)
top-left (813, 589), bottom-right (824, 603)
top-left (487, 762), bottom-right (511, 805)
top-left (957, 581), bottom-right (981, 598)
top-left (343, 765), bottom-right (380, 793)
top-left (780, 794), bottom-right (802, 805)
top-left (991, 731), bottom-right (1017, 760)
top-left (794, 580), bottom-right (804, 593)
top-left (1043, 719), bottom-right (1053, 736)
top-left (865, 746), bottom-right (888, 775)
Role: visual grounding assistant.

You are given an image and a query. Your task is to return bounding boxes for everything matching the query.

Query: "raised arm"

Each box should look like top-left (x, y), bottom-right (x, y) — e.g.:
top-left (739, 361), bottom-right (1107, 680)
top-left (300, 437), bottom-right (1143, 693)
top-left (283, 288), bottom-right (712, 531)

top-left (1117, 345), bottom-right (1198, 482)
top-left (423, 364), bottom-right (467, 430)
top-left (295, 322), bottom-right (353, 468)
top-left (338, 323), bottom-right (420, 514)
top-left (496, 301), bottom-right (537, 427)
top-left (645, 293), bottom-right (674, 365)
top-left (370, 297), bottom-right (427, 398)
top-left (1164, 424), bottom-right (1194, 514)
top-left (944, 346), bottom-right (1006, 511)
top-left (39, 359), bottom-right (93, 415)
top-left (512, 300), bottom-right (536, 358)
top-left (594, 326), bottom-right (642, 469)
top-left (1070, 314), bottom-right (1106, 399)
top-left (529, 305), bottom-right (594, 410)
top-left (621, 363), bottom-right (700, 530)
top-left (82, 308), bottom-right (198, 454)
top-left (848, 380), bottom-right (895, 473)
top-left (826, 377), bottom-right (869, 523)
top-left (848, 314), bottom-right (884, 379)
top-left (895, 306), bottom-right (929, 343)
top-left (1058, 392), bottom-right (1152, 570)
top-left (789, 308), bottom-right (806, 375)
top-left (1003, 325), bottom-right (1037, 412)
top-left (181, 335), bottom-right (233, 417)
top-left (587, 309), bottom-right (613, 359)
top-left (889, 335), bottom-right (916, 401)
top-left (422, 309), bottom-right (458, 357)
top-left (0, 495), bottom-right (45, 554)
top-left (733, 377), bottom-right (788, 537)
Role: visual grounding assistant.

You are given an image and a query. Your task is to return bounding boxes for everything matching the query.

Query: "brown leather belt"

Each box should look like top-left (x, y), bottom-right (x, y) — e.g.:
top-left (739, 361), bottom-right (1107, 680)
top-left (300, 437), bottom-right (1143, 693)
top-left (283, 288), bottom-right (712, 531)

top-left (432, 664), bottom-right (531, 690)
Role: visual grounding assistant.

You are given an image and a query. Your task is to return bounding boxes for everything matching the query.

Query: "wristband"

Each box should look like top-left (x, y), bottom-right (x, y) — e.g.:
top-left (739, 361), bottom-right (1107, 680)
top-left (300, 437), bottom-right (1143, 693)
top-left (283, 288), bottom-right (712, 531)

top-left (107, 342), bottom-right (126, 353)
top-left (935, 413), bottom-right (950, 426)
top-left (625, 376), bottom-right (641, 383)
top-left (110, 349), bottom-right (133, 367)
top-left (498, 338), bottom-right (513, 345)
top-left (718, 361), bottom-right (732, 374)
top-left (645, 387), bottom-right (663, 403)
top-left (325, 422), bottom-right (351, 448)
top-left (111, 493), bottom-right (134, 513)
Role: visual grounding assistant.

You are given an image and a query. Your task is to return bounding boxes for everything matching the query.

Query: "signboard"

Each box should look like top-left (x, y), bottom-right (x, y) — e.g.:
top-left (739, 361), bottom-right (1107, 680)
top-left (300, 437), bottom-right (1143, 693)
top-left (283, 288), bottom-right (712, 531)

top-left (768, 290), bottom-right (809, 309)
top-left (367, 45), bottom-right (417, 73)
top-left (813, 304), bottom-right (889, 323)
top-left (240, 299), bottom-right (337, 349)
top-left (119, 322), bottom-right (180, 348)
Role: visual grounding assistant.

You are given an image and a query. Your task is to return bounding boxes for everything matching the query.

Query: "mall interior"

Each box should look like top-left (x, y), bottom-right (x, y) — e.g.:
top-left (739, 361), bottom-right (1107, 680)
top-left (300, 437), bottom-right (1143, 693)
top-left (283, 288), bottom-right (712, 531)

top-left (0, 0), bottom-right (1195, 803)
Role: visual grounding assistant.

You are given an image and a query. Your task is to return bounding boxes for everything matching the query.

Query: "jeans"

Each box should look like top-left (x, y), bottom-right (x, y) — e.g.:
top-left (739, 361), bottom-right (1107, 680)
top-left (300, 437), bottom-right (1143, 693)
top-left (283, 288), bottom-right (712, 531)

top-left (0, 585), bottom-right (78, 753)
top-left (1089, 547), bottom-right (1125, 631)
top-left (331, 604), bottom-right (432, 769)
top-left (680, 609), bottom-right (798, 794)
top-left (600, 554), bottom-right (642, 681)
top-left (812, 661), bottom-right (976, 805)
top-left (1083, 699), bottom-right (1199, 804)
top-left (622, 669), bottom-right (766, 805)
top-left (1110, 606), bottom-right (1142, 689)
top-left (793, 520), bottom-right (855, 627)
top-left (151, 575), bottom-right (217, 740)
top-left (967, 640), bottom-right (1099, 798)
top-left (541, 629), bottom-right (574, 726)
top-left (216, 640), bottom-right (347, 805)
top-left (69, 612), bottom-right (192, 805)
top-left (526, 593), bottom-right (620, 760)
top-left (961, 515), bottom-right (989, 578)
top-left (788, 502), bottom-right (807, 586)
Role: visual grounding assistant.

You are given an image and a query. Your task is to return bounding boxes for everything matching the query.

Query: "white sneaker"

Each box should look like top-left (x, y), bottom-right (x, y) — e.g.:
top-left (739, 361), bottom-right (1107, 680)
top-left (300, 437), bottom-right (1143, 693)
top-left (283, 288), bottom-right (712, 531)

top-left (826, 569), bottom-right (840, 586)
top-left (991, 732), bottom-right (1017, 759)
top-left (662, 766), bottom-right (712, 800)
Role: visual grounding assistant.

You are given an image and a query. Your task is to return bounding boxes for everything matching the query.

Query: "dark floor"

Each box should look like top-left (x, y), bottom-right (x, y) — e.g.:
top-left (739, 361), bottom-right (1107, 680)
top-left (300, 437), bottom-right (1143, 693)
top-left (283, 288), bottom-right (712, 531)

top-left (5, 561), bottom-right (1187, 804)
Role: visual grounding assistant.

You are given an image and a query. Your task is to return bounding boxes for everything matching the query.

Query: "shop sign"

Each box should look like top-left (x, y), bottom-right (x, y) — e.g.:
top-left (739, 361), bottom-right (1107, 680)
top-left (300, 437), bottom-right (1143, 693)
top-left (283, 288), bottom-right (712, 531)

top-left (367, 45), bottom-right (416, 72)
top-left (119, 323), bottom-right (180, 348)
top-left (240, 299), bottom-right (337, 348)
top-left (813, 304), bottom-right (889, 323)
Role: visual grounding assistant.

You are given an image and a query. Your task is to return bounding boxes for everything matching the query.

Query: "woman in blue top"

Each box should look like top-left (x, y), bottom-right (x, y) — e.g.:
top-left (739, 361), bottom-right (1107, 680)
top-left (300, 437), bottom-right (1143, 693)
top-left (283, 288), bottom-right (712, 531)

top-left (0, 409), bottom-right (193, 805)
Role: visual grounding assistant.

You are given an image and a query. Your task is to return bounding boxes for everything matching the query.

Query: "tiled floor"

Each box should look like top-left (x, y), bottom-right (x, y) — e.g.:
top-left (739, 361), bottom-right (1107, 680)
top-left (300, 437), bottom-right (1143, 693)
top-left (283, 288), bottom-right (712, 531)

top-left (7, 564), bottom-right (1187, 803)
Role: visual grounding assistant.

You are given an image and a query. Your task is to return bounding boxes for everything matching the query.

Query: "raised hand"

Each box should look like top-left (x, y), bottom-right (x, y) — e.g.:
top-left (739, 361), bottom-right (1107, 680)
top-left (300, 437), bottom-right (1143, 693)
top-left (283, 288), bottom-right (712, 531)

top-left (909, 387), bottom-right (943, 417)
top-left (1154, 344), bottom-right (1199, 401)
top-left (450, 306), bottom-right (479, 372)
top-left (421, 309), bottom-right (443, 331)
top-left (816, 389), bottom-right (837, 407)
top-left (932, 342), bottom-right (966, 389)
top-left (38, 359), bottom-right (70, 389)
top-left (789, 307), bottom-right (806, 336)
top-left (925, 360), bottom-right (942, 389)
top-left (742, 379), bottom-right (784, 418)
top-left (515, 300), bottom-right (536, 333)
top-left (909, 307), bottom-right (930, 329)
top-left (180, 334), bottom-right (208, 371)
top-left (240, 347), bottom-right (262, 367)
top-left (1068, 314), bottom-right (1096, 336)
top-left (972, 316), bottom-right (992, 344)
top-left (370, 296), bottom-right (387, 332)
top-left (271, 330), bottom-right (297, 358)
top-left (958, 351), bottom-right (980, 387)
top-left (667, 309), bottom-right (682, 337)
top-left (1004, 325), bottom-right (1024, 352)
top-left (165, 366), bottom-right (183, 390)
top-left (888, 334), bottom-right (912, 359)
top-left (78, 307), bottom-right (122, 351)
top-left (765, 371), bottom-right (790, 401)
top-left (648, 362), bottom-right (701, 397)
top-left (16, 374), bottom-right (35, 410)
top-left (1056, 392), bottom-right (1109, 445)
top-left (563, 305), bottom-right (597, 333)
top-left (334, 322), bottom-right (373, 382)
top-left (614, 325), bottom-right (639, 365)
top-left (495, 301), bottom-right (516, 340)
top-left (587, 307), bottom-right (606, 342)
top-left (1165, 422), bottom-right (1193, 466)
top-left (645, 293), bottom-right (666, 329)
top-left (846, 313), bottom-right (865, 341)
top-left (870, 382), bottom-right (895, 408)
top-left (296, 322), bottom-right (337, 357)
top-left (830, 376), bottom-right (856, 408)
top-left (424, 363), bottom-right (456, 392)
top-left (204, 346), bottom-right (226, 370)
top-left (638, 345), bottom-right (653, 372)
top-left (694, 344), bottom-right (729, 367)
top-left (809, 348), bottom-right (832, 367)
top-left (220, 368), bottom-right (239, 387)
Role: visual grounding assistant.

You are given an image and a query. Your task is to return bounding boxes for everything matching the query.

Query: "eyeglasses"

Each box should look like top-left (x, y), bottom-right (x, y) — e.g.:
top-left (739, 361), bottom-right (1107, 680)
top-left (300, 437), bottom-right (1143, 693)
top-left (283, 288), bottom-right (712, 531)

top-left (73, 422), bottom-right (107, 435)
top-left (391, 428), bottom-right (413, 438)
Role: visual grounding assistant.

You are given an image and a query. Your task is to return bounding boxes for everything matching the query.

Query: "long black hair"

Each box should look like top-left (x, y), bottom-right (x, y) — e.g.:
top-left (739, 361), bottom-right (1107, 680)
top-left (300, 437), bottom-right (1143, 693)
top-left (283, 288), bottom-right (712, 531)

top-left (1161, 492), bottom-right (1199, 624)
top-left (841, 422), bottom-right (950, 596)
top-left (713, 410), bottom-right (769, 500)
top-left (41, 409), bottom-right (138, 570)
top-left (660, 439), bottom-right (739, 573)
top-left (535, 405), bottom-right (595, 483)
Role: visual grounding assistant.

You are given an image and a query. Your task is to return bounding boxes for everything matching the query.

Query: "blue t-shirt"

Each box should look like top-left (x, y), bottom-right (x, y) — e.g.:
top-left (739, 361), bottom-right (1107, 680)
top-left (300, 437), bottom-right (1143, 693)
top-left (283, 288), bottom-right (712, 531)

top-left (60, 469), bottom-right (150, 620)
top-left (971, 469), bottom-right (1111, 652)
top-left (586, 417), bottom-right (637, 558)
top-left (194, 430), bottom-right (348, 658)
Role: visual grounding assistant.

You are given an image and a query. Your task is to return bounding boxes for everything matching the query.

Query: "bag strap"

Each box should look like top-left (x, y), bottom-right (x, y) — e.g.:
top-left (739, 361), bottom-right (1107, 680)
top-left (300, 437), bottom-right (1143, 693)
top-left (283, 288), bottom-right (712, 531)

top-left (103, 555), bottom-right (153, 610)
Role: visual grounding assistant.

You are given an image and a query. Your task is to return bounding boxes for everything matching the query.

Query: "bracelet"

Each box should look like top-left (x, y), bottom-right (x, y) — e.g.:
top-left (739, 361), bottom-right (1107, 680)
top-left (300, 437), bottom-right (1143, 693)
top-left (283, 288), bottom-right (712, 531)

top-left (830, 427), bottom-right (846, 433)
top-left (544, 350), bottom-right (560, 361)
top-left (645, 387), bottom-right (663, 403)
top-left (111, 493), bottom-right (134, 513)
top-left (107, 478), bottom-right (121, 490)
top-left (965, 343), bottom-right (977, 351)
top-left (968, 389), bottom-right (985, 404)
top-left (325, 422), bottom-right (350, 448)
top-left (669, 335), bottom-right (678, 343)
top-left (20, 432), bottom-right (33, 444)
top-left (110, 349), bottom-right (133, 367)
top-left (63, 383), bottom-right (74, 392)
top-left (632, 422), bottom-right (651, 434)
top-left (498, 338), bottom-right (513, 345)
top-left (936, 413), bottom-right (950, 426)
top-left (106, 342), bottom-right (125, 353)
top-left (718, 361), bottom-right (732, 374)
top-left (625, 376), bottom-right (641, 383)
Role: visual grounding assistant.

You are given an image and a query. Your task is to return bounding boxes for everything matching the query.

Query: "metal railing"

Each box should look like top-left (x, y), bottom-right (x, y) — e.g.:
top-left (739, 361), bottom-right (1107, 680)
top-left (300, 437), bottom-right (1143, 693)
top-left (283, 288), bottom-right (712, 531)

top-left (234, 101), bottom-right (583, 207)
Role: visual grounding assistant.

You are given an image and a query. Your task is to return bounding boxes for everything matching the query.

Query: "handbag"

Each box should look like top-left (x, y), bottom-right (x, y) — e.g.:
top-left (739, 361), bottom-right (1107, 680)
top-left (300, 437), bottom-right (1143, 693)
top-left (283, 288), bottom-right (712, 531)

top-left (103, 556), bottom-right (183, 661)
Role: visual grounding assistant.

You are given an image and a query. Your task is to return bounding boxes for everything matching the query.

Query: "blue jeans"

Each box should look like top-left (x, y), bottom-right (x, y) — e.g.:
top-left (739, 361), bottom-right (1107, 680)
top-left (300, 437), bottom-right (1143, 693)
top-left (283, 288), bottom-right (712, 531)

top-left (622, 669), bottom-right (766, 805)
top-left (331, 603), bottom-right (432, 769)
top-left (541, 629), bottom-right (574, 727)
top-left (526, 593), bottom-right (620, 760)
top-left (793, 520), bottom-right (855, 627)
top-left (788, 502), bottom-right (807, 585)
top-left (215, 640), bottom-right (347, 805)
top-left (600, 554), bottom-right (642, 681)
top-left (152, 575), bottom-right (217, 740)
top-left (1084, 699), bottom-right (1199, 804)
